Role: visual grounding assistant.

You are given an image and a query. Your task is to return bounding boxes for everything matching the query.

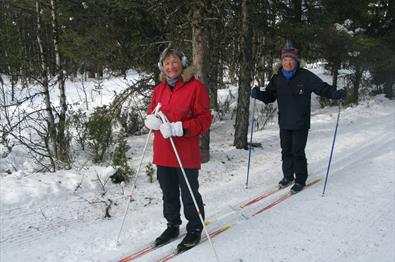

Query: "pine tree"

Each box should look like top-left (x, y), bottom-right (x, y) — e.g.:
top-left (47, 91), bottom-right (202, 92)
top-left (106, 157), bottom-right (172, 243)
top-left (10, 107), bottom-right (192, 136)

top-left (111, 128), bottom-right (135, 183)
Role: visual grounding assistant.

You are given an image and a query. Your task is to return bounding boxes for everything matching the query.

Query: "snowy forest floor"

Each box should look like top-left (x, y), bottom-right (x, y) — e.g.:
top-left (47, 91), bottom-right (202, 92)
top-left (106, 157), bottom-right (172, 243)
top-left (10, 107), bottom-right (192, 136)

top-left (1, 85), bottom-right (394, 261)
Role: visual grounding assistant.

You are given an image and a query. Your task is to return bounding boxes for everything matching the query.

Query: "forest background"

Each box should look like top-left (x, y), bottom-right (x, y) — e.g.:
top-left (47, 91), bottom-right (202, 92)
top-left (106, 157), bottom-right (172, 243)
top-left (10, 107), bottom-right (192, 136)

top-left (0, 0), bottom-right (394, 173)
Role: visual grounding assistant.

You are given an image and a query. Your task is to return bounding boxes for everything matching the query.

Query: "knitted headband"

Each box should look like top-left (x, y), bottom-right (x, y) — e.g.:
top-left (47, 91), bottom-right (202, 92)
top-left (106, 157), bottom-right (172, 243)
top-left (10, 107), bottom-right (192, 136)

top-left (281, 48), bottom-right (298, 59)
top-left (281, 41), bottom-right (298, 60)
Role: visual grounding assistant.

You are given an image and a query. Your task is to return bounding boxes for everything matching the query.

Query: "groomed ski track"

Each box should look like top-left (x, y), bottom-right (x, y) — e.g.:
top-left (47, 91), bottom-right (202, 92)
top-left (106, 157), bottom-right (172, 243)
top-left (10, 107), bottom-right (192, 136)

top-left (1, 97), bottom-right (394, 262)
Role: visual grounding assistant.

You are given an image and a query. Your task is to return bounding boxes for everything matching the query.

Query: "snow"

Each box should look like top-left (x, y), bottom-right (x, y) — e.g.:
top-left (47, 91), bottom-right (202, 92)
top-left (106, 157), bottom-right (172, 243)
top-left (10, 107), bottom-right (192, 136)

top-left (176, 97), bottom-right (395, 262)
top-left (1, 67), bottom-right (394, 262)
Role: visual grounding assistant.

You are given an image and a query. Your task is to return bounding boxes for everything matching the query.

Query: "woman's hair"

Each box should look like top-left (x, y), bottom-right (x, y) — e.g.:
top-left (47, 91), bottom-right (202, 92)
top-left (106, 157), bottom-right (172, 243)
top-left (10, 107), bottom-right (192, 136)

top-left (158, 48), bottom-right (188, 71)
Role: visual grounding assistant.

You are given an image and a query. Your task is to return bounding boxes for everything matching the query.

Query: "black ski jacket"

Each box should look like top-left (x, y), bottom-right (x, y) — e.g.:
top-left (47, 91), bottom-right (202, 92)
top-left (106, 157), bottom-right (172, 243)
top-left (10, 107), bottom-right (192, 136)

top-left (254, 65), bottom-right (340, 130)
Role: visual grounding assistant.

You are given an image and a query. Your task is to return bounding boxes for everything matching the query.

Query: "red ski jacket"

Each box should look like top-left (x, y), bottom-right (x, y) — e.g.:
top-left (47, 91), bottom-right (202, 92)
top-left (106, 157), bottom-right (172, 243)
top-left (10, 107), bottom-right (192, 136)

top-left (147, 66), bottom-right (212, 169)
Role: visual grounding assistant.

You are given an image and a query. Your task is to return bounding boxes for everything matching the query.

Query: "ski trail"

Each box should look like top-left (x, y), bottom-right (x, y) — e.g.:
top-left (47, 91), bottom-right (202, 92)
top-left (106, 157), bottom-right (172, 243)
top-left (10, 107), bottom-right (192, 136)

top-left (0, 194), bottom-right (113, 250)
top-left (167, 119), bottom-right (394, 262)
top-left (309, 130), bottom-right (394, 179)
top-left (1, 99), bottom-right (393, 262)
top-left (138, 104), bottom-right (395, 262)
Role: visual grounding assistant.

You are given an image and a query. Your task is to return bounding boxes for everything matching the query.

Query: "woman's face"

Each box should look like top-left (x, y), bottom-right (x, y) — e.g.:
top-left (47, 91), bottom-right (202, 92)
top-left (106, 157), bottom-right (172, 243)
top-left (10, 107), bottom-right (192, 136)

top-left (163, 54), bottom-right (183, 79)
top-left (282, 57), bottom-right (297, 72)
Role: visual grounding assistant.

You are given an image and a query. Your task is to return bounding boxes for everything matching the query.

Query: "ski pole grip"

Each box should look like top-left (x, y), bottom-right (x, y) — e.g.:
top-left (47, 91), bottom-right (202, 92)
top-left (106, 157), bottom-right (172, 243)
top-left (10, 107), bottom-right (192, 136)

top-left (153, 102), bottom-right (161, 116)
top-left (157, 111), bottom-right (169, 123)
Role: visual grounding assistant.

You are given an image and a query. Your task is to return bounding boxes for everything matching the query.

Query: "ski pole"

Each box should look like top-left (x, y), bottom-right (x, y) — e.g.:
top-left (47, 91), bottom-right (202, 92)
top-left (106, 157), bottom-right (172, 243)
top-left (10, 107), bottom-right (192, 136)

top-left (245, 97), bottom-right (257, 189)
top-left (322, 102), bottom-right (341, 196)
top-left (157, 111), bottom-right (220, 262)
top-left (115, 103), bottom-right (161, 246)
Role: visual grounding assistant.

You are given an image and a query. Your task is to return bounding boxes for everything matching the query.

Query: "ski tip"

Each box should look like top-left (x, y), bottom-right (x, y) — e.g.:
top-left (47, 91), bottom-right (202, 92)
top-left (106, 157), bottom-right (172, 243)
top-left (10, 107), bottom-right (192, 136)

top-left (204, 220), bottom-right (212, 225)
top-left (216, 225), bottom-right (232, 233)
top-left (224, 225), bottom-right (232, 230)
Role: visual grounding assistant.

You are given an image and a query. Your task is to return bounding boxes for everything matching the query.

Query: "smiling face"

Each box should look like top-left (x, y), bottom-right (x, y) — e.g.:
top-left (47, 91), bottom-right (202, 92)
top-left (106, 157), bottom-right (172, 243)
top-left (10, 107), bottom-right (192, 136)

top-left (162, 54), bottom-right (183, 79)
top-left (281, 57), bottom-right (297, 72)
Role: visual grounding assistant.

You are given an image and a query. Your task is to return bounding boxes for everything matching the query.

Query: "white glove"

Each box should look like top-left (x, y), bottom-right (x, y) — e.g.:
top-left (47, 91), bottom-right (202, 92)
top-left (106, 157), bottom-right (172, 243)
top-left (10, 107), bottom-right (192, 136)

top-left (160, 121), bottom-right (183, 138)
top-left (144, 114), bottom-right (162, 130)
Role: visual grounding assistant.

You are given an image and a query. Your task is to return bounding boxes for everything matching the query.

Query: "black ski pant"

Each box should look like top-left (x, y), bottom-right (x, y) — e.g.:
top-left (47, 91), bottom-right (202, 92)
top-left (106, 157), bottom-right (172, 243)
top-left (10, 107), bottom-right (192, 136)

top-left (280, 129), bottom-right (309, 185)
top-left (157, 166), bottom-right (204, 233)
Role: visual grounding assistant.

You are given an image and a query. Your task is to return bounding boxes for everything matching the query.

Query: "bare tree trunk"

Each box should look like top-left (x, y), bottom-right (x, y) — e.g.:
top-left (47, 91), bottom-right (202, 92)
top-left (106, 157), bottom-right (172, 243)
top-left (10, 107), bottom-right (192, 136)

top-left (207, 58), bottom-right (219, 111)
top-left (207, 36), bottom-right (218, 111)
top-left (266, 5), bottom-right (276, 81)
top-left (10, 75), bottom-right (16, 102)
top-left (206, 3), bottom-right (221, 112)
top-left (3, 4), bottom-right (16, 101)
top-left (290, 0), bottom-right (303, 50)
top-left (292, 0), bottom-right (302, 22)
top-left (351, 66), bottom-right (363, 104)
top-left (192, 0), bottom-right (210, 163)
top-left (234, 0), bottom-right (253, 149)
top-left (36, 0), bottom-right (58, 163)
top-left (383, 81), bottom-right (394, 99)
top-left (88, 70), bottom-right (95, 79)
top-left (332, 64), bottom-right (339, 88)
top-left (51, 0), bottom-right (69, 164)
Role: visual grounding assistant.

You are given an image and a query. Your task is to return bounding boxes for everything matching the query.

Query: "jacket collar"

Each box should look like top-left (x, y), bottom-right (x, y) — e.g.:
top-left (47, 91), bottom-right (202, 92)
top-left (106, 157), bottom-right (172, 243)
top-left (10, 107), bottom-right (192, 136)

top-left (273, 59), bottom-right (306, 75)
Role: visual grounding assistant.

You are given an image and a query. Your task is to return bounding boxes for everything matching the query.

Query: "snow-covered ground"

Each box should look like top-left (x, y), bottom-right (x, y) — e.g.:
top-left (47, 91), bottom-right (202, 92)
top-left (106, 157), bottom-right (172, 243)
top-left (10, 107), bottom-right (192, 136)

top-left (1, 67), bottom-right (394, 262)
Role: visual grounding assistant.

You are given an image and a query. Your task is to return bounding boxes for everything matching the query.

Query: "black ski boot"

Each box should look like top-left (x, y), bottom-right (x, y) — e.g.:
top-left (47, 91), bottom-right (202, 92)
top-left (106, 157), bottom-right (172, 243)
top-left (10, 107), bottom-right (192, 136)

top-left (154, 224), bottom-right (180, 247)
top-left (278, 177), bottom-right (294, 189)
top-left (290, 183), bottom-right (305, 194)
top-left (176, 230), bottom-right (201, 253)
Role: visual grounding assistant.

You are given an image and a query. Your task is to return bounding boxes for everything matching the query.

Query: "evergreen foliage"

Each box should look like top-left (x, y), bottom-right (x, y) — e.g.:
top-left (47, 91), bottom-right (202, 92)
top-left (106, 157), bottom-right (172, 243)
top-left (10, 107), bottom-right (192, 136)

top-left (145, 162), bottom-right (155, 183)
top-left (1, 0), bottom-right (392, 97)
top-left (86, 106), bottom-right (113, 163)
top-left (69, 109), bottom-right (88, 151)
top-left (1, 0), bottom-right (393, 168)
top-left (111, 129), bottom-right (135, 183)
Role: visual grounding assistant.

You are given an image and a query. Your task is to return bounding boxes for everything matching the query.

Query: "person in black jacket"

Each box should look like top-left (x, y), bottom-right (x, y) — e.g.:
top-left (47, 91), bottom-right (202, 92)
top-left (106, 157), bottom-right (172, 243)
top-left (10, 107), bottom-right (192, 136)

top-left (251, 42), bottom-right (346, 194)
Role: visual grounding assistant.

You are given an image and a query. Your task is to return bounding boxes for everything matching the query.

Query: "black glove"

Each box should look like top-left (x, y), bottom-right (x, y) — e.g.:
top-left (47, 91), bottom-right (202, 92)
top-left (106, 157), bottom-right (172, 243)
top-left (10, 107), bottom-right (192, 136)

top-left (251, 86), bottom-right (261, 99)
top-left (333, 89), bottom-right (347, 100)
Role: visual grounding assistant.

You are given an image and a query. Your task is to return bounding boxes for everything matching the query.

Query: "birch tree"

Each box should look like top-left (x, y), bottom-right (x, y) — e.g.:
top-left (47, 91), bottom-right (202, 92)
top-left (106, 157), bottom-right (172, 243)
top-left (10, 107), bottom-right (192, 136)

top-left (50, 0), bottom-right (69, 163)
top-left (36, 0), bottom-right (57, 167)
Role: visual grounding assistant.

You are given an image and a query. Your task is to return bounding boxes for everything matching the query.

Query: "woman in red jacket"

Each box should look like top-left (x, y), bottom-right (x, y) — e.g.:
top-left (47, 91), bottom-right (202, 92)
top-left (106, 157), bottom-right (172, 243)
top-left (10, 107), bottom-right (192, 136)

top-left (144, 48), bottom-right (212, 252)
